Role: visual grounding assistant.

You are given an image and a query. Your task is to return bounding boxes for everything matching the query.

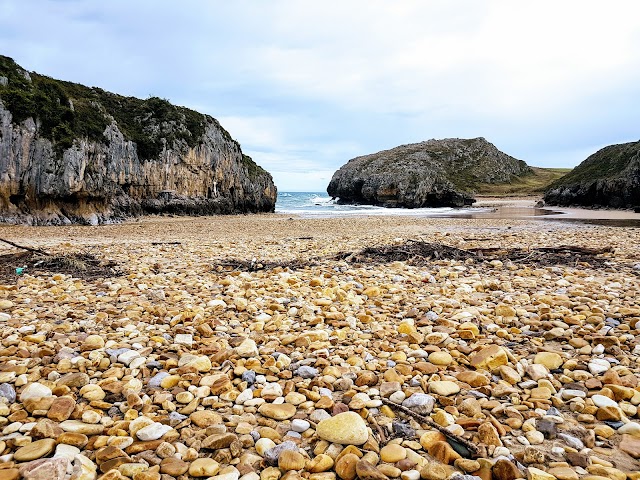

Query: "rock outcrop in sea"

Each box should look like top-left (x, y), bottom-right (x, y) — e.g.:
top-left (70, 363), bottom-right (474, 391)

top-left (0, 55), bottom-right (276, 225)
top-left (544, 140), bottom-right (640, 209)
top-left (327, 137), bottom-right (531, 208)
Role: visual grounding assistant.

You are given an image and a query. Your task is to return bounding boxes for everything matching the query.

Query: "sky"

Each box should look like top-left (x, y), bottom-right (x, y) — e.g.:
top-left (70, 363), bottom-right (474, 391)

top-left (1, 1), bottom-right (639, 192)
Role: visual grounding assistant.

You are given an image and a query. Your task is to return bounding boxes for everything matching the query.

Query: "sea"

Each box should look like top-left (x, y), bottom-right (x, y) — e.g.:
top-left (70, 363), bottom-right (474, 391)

top-left (275, 192), bottom-right (486, 218)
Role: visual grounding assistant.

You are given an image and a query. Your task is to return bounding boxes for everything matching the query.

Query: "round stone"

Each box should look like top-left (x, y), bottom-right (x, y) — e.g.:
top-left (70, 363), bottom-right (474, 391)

top-left (316, 412), bottom-right (369, 445)
top-left (428, 351), bottom-right (453, 366)
top-left (380, 444), bottom-right (407, 463)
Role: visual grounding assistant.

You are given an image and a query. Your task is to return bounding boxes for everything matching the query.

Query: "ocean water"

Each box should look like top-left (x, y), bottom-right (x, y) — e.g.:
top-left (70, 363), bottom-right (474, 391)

top-left (275, 192), bottom-right (485, 217)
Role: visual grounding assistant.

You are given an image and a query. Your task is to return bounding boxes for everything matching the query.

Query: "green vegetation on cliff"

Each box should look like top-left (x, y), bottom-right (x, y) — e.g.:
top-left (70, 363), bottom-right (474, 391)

top-left (0, 55), bottom-right (236, 159)
top-left (546, 142), bottom-right (639, 189)
top-left (473, 167), bottom-right (571, 196)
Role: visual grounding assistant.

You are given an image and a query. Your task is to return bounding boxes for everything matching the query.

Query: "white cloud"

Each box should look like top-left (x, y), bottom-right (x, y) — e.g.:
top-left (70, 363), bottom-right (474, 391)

top-left (1, 0), bottom-right (640, 190)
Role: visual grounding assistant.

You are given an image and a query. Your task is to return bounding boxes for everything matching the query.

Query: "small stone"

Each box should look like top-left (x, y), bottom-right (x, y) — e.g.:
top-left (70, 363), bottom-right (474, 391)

top-left (189, 458), bottom-right (221, 477)
top-left (427, 441), bottom-right (461, 465)
top-left (160, 458), bottom-right (189, 476)
top-left (428, 381), bottom-right (460, 396)
top-left (420, 463), bottom-right (448, 480)
top-left (19, 383), bottom-right (52, 402)
top-left (596, 405), bottom-right (622, 421)
top-left (278, 450), bottom-right (305, 471)
top-left (190, 410), bottom-right (223, 427)
top-left (203, 433), bottom-right (238, 450)
top-left (263, 441), bottom-right (298, 466)
top-left (526, 467), bottom-right (557, 480)
top-left (47, 396), bottom-right (76, 422)
top-left (618, 422), bottom-right (640, 437)
top-left (236, 339), bottom-right (259, 358)
top-left (428, 351), bottom-right (452, 366)
top-left (335, 453), bottom-right (359, 480)
top-left (525, 430), bottom-right (544, 445)
top-left (454, 459), bottom-right (480, 473)
top-left (380, 444), bottom-right (406, 463)
top-left (297, 366), bottom-right (318, 378)
top-left (492, 459), bottom-right (522, 480)
top-left (79, 384), bottom-right (105, 401)
top-left (588, 359), bottom-right (610, 375)
top-left (258, 403), bottom-right (297, 420)
top-left (316, 412), bottom-right (369, 445)
top-left (402, 394), bottom-right (435, 415)
top-left (174, 333), bottom-right (193, 346)
top-left (14, 438), bottom-right (57, 461)
top-left (178, 354), bottom-right (212, 372)
top-left (355, 460), bottom-right (389, 480)
top-left (291, 419), bottom-right (310, 433)
top-left (533, 352), bottom-right (563, 370)
top-left (469, 345), bottom-right (508, 372)
top-left (591, 395), bottom-right (617, 407)
top-left (19, 458), bottom-right (68, 480)
top-left (134, 422), bottom-right (171, 441)
top-left (478, 422), bottom-right (502, 446)
top-left (547, 467), bottom-right (578, 480)
top-left (53, 443), bottom-right (80, 461)
top-left (0, 383), bottom-right (16, 403)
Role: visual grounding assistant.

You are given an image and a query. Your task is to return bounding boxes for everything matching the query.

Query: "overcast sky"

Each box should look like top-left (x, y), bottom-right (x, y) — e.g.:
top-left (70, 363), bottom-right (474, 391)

top-left (1, 1), bottom-right (639, 191)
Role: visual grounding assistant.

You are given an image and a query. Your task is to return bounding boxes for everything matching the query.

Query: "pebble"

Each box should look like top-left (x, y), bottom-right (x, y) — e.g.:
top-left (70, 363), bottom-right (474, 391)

top-left (402, 393), bottom-right (435, 415)
top-left (316, 412), bottom-right (369, 445)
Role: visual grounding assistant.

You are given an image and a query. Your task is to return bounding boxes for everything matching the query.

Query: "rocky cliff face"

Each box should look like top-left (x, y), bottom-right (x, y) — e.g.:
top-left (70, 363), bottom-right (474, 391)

top-left (0, 56), bottom-right (276, 225)
top-left (327, 137), bottom-right (531, 208)
top-left (544, 141), bottom-right (640, 209)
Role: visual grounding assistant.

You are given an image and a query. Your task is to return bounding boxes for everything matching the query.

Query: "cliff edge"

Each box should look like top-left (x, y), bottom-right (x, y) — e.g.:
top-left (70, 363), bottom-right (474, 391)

top-left (327, 137), bottom-right (531, 208)
top-left (544, 140), bottom-right (640, 209)
top-left (0, 55), bottom-right (276, 225)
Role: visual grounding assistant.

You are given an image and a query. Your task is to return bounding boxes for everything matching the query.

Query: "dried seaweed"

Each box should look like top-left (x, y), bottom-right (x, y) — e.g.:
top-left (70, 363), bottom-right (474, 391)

top-left (0, 251), bottom-right (120, 283)
top-left (214, 239), bottom-right (617, 272)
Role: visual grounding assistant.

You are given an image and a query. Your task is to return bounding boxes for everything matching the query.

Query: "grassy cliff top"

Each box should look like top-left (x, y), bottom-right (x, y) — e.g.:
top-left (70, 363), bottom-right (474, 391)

top-left (546, 141), bottom-right (640, 189)
top-left (0, 55), bottom-right (253, 163)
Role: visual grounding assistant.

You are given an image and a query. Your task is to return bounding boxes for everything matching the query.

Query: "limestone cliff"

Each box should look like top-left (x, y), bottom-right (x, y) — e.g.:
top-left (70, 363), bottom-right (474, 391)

top-left (0, 55), bottom-right (276, 225)
top-left (544, 140), bottom-right (640, 209)
top-left (327, 137), bottom-right (531, 208)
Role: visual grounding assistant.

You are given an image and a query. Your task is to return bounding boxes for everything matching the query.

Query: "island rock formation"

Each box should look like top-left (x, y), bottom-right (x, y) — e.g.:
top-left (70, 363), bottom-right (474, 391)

top-left (544, 140), bottom-right (640, 209)
top-left (327, 137), bottom-right (531, 208)
top-left (0, 55), bottom-right (276, 225)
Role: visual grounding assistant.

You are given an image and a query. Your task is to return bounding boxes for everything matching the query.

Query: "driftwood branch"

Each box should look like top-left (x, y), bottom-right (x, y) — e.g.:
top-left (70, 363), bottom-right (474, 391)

top-left (533, 245), bottom-right (613, 255)
top-left (368, 413), bottom-right (387, 445)
top-left (381, 398), bottom-right (481, 457)
top-left (0, 237), bottom-right (49, 256)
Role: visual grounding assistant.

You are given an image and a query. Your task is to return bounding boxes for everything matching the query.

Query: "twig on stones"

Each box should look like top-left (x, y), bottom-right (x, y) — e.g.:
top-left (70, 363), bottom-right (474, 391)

top-left (381, 398), bottom-right (481, 457)
top-left (369, 413), bottom-right (387, 445)
top-left (0, 237), bottom-right (49, 256)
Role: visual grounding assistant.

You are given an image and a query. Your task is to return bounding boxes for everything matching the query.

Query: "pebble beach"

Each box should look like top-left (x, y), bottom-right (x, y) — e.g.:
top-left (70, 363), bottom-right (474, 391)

top-left (0, 211), bottom-right (639, 480)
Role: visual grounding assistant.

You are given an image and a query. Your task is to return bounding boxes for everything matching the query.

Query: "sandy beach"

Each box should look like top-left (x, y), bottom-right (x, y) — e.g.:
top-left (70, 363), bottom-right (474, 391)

top-left (0, 210), bottom-right (639, 480)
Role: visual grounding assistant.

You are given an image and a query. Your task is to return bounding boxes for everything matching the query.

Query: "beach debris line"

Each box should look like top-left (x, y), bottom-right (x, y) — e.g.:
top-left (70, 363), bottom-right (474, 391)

top-left (336, 239), bottom-right (615, 267)
top-left (213, 239), bottom-right (616, 272)
top-left (0, 250), bottom-right (120, 282)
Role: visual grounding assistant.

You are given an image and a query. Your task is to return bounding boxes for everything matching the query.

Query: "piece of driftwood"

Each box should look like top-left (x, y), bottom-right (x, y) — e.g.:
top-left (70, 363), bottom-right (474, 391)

top-left (0, 237), bottom-right (49, 256)
top-left (368, 413), bottom-right (387, 444)
top-left (381, 398), bottom-right (481, 457)
top-left (533, 245), bottom-right (614, 254)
